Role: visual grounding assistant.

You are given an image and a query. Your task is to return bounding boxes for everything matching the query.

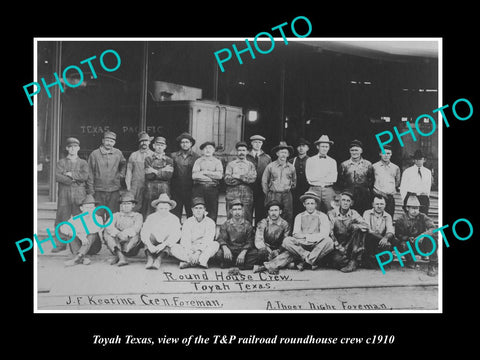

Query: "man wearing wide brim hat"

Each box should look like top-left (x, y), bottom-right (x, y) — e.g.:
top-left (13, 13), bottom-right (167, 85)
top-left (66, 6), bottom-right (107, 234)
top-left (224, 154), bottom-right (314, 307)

top-left (290, 138), bottom-right (312, 219)
top-left (169, 197), bottom-right (219, 269)
top-left (87, 130), bottom-right (127, 221)
top-left (262, 141), bottom-right (297, 226)
top-left (393, 194), bottom-right (438, 276)
top-left (247, 135), bottom-right (272, 225)
top-left (140, 193), bottom-right (181, 270)
top-left (125, 132), bottom-right (154, 214)
top-left (104, 191), bottom-right (144, 266)
top-left (57, 194), bottom-right (104, 267)
top-left (192, 140), bottom-right (224, 223)
top-left (171, 132), bottom-right (200, 220)
top-left (339, 139), bottom-right (374, 215)
top-left (52, 137), bottom-right (89, 253)
top-left (143, 136), bottom-right (174, 217)
top-left (399, 149), bottom-right (432, 215)
top-left (305, 135), bottom-right (338, 213)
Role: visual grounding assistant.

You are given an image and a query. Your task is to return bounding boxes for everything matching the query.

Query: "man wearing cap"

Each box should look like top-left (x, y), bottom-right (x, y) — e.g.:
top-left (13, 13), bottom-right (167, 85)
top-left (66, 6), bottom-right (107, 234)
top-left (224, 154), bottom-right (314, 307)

top-left (305, 135), bottom-right (338, 213)
top-left (252, 200), bottom-right (292, 274)
top-left (57, 195), bottom-right (104, 267)
top-left (328, 191), bottom-right (369, 273)
top-left (214, 199), bottom-right (258, 270)
top-left (87, 131), bottom-right (126, 220)
top-left (268, 191), bottom-right (335, 272)
top-left (372, 145), bottom-right (401, 217)
top-left (143, 136), bottom-right (174, 216)
top-left (262, 141), bottom-right (297, 226)
top-left (339, 140), bottom-right (374, 215)
top-left (53, 137), bottom-right (89, 252)
top-left (289, 138), bottom-right (311, 218)
top-left (192, 141), bottom-right (224, 223)
top-left (393, 194), bottom-right (437, 276)
top-left (171, 132), bottom-right (200, 220)
top-left (169, 197), bottom-right (219, 269)
top-left (224, 141), bottom-right (257, 222)
top-left (362, 194), bottom-right (395, 268)
top-left (247, 135), bottom-right (271, 224)
top-left (400, 150), bottom-right (432, 215)
top-left (140, 193), bottom-right (181, 270)
top-left (103, 191), bottom-right (144, 266)
top-left (125, 132), bottom-right (154, 214)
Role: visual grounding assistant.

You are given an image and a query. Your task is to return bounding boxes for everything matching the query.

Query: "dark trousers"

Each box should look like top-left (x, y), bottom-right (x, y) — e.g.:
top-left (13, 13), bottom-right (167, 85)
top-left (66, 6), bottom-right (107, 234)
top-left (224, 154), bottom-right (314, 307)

top-left (373, 191), bottom-right (396, 218)
top-left (404, 192), bottom-right (430, 215)
top-left (252, 183), bottom-right (266, 225)
top-left (336, 228), bottom-right (367, 262)
top-left (265, 191), bottom-right (293, 227)
top-left (57, 233), bottom-right (102, 256)
top-left (144, 181), bottom-right (170, 217)
top-left (292, 184), bottom-right (310, 218)
top-left (350, 185), bottom-right (372, 216)
top-left (192, 184), bottom-right (219, 223)
top-left (214, 247), bottom-right (259, 270)
top-left (94, 190), bottom-right (120, 221)
top-left (364, 233), bottom-right (392, 267)
top-left (171, 184), bottom-right (194, 220)
top-left (391, 234), bottom-right (438, 263)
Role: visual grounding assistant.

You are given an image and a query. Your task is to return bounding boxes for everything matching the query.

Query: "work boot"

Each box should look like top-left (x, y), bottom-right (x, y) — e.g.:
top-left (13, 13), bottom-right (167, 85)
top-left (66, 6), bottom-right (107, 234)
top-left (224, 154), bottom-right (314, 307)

top-left (340, 259), bottom-right (357, 273)
top-left (427, 262), bottom-right (438, 277)
top-left (296, 261), bottom-right (307, 272)
top-left (82, 257), bottom-right (91, 265)
top-left (287, 262), bottom-right (296, 270)
top-left (145, 250), bottom-right (155, 269)
top-left (179, 261), bottom-right (191, 269)
top-left (117, 252), bottom-right (128, 267)
top-left (253, 265), bottom-right (266, 273)
top-left (109, 256), bottom-right (119, 265)
top-left (51, 244), bottom-right (67, 253)
top-left (152, 255), bottom-right (161, 270)
top-left (64, 254), bottom-right (83, 267)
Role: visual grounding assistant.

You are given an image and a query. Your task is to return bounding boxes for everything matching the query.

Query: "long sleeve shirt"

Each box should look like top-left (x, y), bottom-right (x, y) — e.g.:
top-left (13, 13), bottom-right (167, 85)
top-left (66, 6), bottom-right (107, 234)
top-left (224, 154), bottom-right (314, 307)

top-left (261, 160), bottom-right (297, 194)
top-left (144, 153), bottom-right (174, 182)
top-left (87, 146), bottom-right (126, 193)
top-left (180, 215), bottom-right (217, 252)
top-left (56, 156), bottom-right (89, 206)
top-left (328, 207), bottom-right (368, 239)
top-left (224, 158), bottom-right (257, 186)
top-left (292, 210), bottom-right (331, 245)
top-left (192, 156), bottom-right (224, 185)
top-left (372, 160), bottom-right (401, 196)
top-left (305, 154), bottom-right (337, 186)
top-left (216, 218), bottom-right (254, 252)
top-left (125, 149), bottom-right (154, 190)
top-left (105, 211), bottom-right (143, 237)
top-left (140, 211), bottom-right (181, 247)
top-left (254, 216), bottom-right (290, 250)
top-left (171, 149), bottom-right (200, 188)
top-left (247, 151), bottom-right (271, 184)
top-left (339, 157), bottom-right (374, 189)
top-left (362, 209), bottom-right (394, 236)
top-left (395, 212), bottom-right (436, 243)
top-left (399, 165), bottom-right (432, 200)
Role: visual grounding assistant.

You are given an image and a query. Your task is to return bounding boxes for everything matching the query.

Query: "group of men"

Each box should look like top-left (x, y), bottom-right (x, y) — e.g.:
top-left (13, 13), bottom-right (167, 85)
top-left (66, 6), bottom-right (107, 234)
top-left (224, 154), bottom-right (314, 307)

top-left (52, 129), bottom-right (437, 276)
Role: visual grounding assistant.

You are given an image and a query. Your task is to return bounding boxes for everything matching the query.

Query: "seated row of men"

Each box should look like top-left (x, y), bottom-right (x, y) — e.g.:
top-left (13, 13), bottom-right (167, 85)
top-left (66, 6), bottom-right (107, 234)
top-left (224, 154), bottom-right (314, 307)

top-left (58, 188), bottom-right (438, 276)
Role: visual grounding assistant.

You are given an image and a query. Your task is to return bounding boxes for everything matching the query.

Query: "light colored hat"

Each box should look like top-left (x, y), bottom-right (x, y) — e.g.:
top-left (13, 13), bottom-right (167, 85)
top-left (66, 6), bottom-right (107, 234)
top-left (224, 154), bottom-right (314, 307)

top-left (138, 131), bottom-right (153, 142)
top-left (299, 191), bottom-right (321, 204)
top-left (250, 135), bottom-right (266, 141)
top-left (151, 193), bottom-right (176, 209)
top-left (314, 135), bottom-right (334, 145)
top-left (405, 195), bottom-right (421, 207)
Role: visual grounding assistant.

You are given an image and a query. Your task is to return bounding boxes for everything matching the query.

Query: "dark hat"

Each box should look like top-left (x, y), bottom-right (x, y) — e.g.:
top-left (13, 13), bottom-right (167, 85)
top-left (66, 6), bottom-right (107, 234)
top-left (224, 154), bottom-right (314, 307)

top-left (230, 199), bottom-right (244, 207)
top-left (340, 191), bottom-right (354, 200)
top-left (103, 131), bottom-right (117, 141)
top-left (296, 138), bottom-right (311, 147)
top-left (191, 197), bottom-right (206, 207)
top-left (349, 139), bottom-right (363, 149)
top-left (381, 144), bottom-right (392, 152)
top-left (265, 199), bottom-right (283, 210)
top-left (271, 141), bottom-right (294, 155)
top-left (80, 194), bottom-right (98, 205)
top-left (200, 141), bottom-right (216, 150)
top-left (314, 135), bottom-right (334, 145)
top-left (153, 136), bottom-right (167, 145)
top-left (412, 149), bottom-right (426, 159)
top-left (151, 193), bottom-right (176, 209)
top-left (235, 141), bottom-right (249, 149)
top-left (250, 135), bottom-right (266, 141)
top-left (299, 191), bottom-right (321, 204)
top-left (176, 132), bottom-right (196, 146)
top-left (119, 191), bottom-right (137, 204)
top-left (65, 137), bottom-right (80, 146)
top-left (138, 131), bottom-right (153, 142)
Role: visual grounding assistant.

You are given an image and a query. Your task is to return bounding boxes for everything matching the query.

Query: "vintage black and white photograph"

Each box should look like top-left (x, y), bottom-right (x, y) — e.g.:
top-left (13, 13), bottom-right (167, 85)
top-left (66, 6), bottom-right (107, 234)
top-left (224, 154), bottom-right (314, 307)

top-left (34, 38), bottom-right (440, 312)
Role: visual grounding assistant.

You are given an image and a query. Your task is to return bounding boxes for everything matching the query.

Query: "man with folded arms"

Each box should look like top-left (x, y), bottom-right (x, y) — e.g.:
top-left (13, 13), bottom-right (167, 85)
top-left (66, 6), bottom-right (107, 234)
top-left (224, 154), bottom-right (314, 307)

top-left (140, 193), bottom-right (181, 270)
top-left (169, 197), bottom-right (219, 269)
top-left (372, 144), bottom-right (401, 217)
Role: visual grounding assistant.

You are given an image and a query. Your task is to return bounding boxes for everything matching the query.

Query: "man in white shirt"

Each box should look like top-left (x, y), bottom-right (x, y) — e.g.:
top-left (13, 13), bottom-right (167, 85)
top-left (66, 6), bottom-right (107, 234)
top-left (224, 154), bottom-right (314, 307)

top-left (169, 197), bottom-right (219, 269)
top-left (140, 193), bottom-right (181, 270)
top-left (399, 150), bottom-right (432, 215)
top-left (305, 135), bottom-right (338, 213)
